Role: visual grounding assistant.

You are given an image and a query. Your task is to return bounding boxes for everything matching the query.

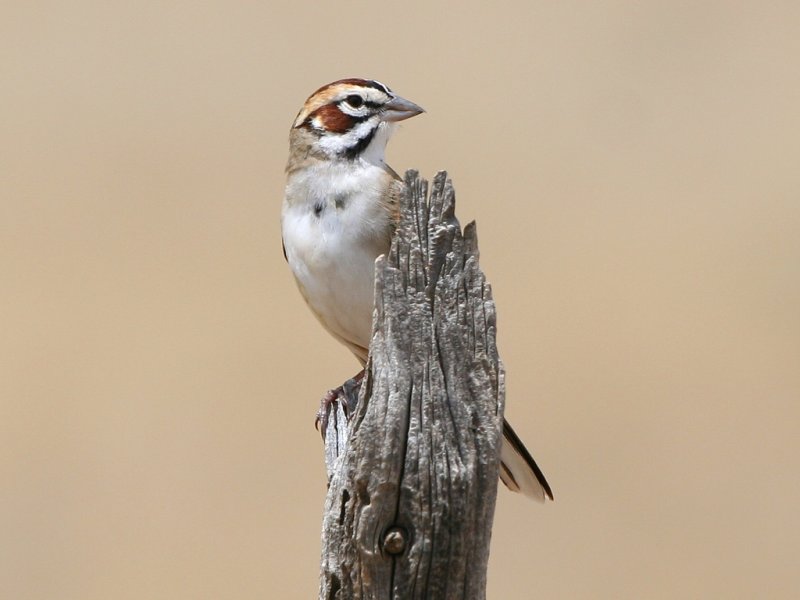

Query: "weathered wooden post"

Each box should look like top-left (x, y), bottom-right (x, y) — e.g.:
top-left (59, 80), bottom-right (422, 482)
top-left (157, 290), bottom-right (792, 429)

top-left (319, 171), bottom-right (505, 600)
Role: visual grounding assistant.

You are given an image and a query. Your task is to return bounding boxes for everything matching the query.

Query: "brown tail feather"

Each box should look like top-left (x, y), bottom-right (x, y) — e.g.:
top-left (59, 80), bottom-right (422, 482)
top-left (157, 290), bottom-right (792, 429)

top-left (501, 419), bottom-right (553, 501)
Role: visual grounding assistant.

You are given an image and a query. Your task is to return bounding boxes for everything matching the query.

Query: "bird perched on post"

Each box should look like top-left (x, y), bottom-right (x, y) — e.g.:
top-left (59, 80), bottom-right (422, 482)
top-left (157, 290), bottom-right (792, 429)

top-left (281, 78), bottom-right (553, 502)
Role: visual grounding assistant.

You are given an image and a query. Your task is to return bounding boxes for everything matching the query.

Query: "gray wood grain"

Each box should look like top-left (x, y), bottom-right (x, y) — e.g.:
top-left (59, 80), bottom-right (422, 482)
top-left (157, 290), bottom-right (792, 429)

top-left (319, 171), bottom-right (505, 600)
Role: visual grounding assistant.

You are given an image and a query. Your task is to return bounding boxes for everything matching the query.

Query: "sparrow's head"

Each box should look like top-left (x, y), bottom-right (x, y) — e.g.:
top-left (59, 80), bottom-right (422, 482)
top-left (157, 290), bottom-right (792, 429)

top-left (290, 78), bottom-right (423, 164)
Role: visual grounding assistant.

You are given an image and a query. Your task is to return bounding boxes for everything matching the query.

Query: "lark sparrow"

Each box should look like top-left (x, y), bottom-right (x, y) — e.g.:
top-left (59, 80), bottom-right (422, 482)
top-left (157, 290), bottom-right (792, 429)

top-left (281, 78), bottom-right (553, 502)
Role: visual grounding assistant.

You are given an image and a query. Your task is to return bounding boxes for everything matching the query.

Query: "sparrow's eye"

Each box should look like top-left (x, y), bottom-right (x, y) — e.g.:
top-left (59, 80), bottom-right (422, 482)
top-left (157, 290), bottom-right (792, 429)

top-left (345, 94), bottom-right (364, 108)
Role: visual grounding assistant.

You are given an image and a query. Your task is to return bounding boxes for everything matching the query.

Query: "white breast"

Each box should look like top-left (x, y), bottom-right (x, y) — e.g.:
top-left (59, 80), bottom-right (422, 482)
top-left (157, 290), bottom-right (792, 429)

top-left (282, 162), bottom-right (394, 361)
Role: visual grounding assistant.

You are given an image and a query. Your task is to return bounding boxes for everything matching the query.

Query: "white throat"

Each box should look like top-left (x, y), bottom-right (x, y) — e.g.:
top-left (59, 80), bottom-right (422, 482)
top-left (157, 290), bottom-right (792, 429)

top-left (360, 121), bottom-right (396, 166)
top-left (316, 121), bottom-right (396, 166)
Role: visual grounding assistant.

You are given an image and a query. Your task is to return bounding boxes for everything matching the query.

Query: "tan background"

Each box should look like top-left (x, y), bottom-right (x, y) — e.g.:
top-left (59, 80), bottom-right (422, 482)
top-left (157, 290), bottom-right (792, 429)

top-left (2, 1), bottom-right (799, 598)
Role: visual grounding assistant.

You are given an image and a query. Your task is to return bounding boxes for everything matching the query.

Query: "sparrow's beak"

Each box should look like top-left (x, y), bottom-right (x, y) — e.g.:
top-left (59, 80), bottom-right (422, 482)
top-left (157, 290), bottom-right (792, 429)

top-left (381, 95), bottom-right (425, 122)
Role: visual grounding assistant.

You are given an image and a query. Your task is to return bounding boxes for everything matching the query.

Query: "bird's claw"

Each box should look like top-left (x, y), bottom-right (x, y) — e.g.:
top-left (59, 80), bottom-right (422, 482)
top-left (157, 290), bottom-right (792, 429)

top-left (314, 369), bottom-right (366, 439)
top-left (315, 386), bottom-right (350, 439)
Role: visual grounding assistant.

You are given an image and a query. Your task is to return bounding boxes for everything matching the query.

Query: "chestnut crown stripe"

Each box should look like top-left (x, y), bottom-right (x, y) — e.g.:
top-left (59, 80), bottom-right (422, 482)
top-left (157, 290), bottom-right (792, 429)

top-left (292, 78), bottom-right (393, 129)
top-left (308, 78), bottom-right (391, 98)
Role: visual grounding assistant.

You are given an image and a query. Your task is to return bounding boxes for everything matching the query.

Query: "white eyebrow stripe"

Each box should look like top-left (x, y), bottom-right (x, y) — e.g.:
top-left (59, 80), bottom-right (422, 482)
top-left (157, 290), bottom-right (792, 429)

top-left (359, 87), bottom-right (391, 104)
top-left (293, 79), bottom-right (395, 128)
top-left (369, 79), bottom-right (391, 95)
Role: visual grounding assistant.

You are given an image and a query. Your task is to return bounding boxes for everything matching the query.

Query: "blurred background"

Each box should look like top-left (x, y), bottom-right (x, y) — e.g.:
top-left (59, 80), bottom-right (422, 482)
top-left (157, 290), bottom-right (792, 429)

top-left (2, 1), bottom-right (799, 598)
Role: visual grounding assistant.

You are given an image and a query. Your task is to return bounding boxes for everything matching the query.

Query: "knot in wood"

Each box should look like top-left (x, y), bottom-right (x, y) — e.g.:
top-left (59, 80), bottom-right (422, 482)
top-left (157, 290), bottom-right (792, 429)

top-left (382, 526), bottom-right (407, 555)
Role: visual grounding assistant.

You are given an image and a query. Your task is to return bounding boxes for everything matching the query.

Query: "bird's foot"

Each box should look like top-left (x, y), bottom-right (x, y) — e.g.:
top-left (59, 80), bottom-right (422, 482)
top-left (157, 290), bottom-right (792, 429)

top-left (315, 370), bottom-right (365, 438)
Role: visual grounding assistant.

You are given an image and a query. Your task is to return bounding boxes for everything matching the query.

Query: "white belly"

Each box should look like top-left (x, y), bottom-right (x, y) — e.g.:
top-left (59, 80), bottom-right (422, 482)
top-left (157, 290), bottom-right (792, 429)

top-left (282, 164), bottom-right (393, 361)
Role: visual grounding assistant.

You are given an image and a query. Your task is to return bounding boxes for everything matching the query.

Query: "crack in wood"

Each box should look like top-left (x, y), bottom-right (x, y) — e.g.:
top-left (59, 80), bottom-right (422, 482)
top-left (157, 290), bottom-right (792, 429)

top-left (318, 171), bottom-right (504, 600)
